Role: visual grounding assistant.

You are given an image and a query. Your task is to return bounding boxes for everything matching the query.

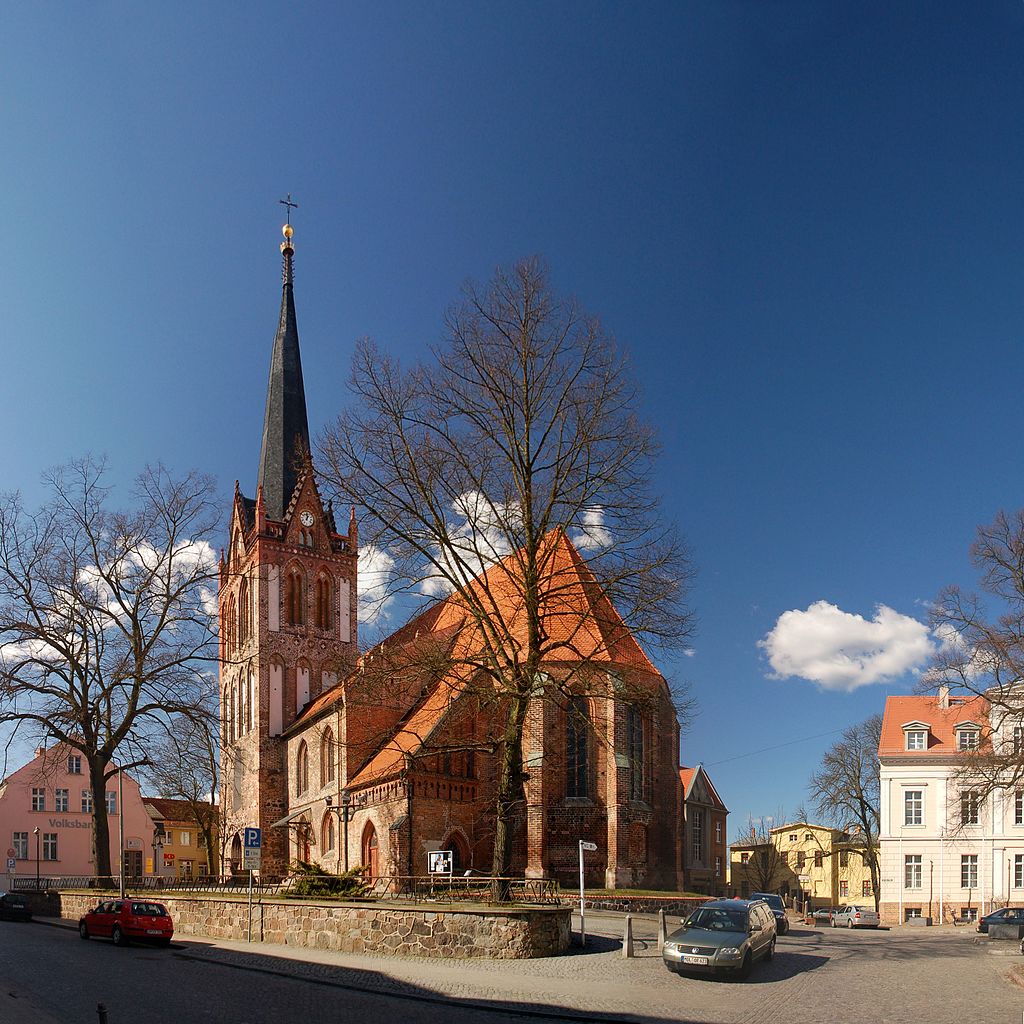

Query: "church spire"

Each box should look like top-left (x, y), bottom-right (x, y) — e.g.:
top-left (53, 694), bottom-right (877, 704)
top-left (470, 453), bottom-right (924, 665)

top-left (256, 212), bottom-right (311, 522)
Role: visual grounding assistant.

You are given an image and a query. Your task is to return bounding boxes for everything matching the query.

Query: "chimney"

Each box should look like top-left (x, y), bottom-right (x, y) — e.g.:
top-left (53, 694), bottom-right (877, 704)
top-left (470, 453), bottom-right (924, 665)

top-left (938, 684), bottom-right (950, 709)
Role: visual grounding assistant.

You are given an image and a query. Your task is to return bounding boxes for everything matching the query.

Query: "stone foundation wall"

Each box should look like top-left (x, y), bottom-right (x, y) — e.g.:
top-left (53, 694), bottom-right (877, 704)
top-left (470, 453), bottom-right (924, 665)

top-left (58, 891), bottom-right (570, 958)
top-left (879, 900), bottom-right (985, 927)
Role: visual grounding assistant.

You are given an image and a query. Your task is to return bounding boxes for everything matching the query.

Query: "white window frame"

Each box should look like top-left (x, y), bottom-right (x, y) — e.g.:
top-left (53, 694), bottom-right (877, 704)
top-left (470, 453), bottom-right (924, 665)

top-left (42, 833), bottom-right (57, 861)
top-left (67, 754), bottom-right (82, 775)
top-left (906, 730), bottom-right (926, 751)
top-left (1016, 791), bottom-right (1024, 827)
top-left (105, 791), bottom-right (117, 815)
top-left (180, 830), bottom-right (191, 847)
top-left (904, 790), bottom-right (923, 826)
top-left (905, 854), bottom-right (922, 889)
top-left (958, 729), bottom-right (979, 751)
top-left (961, 854), bottom-right (978, 889)
top-left (54, 788), bottom-right (69, 812)
top-left (1015, 854), bottom-right (1024, 889)
top-left (81, 790), bottom-right (93, 813)
top-left (961, 791), bottom-right (980, 826)
top-left (12, 832), bottom-right (28, 859)
top-left (31, 788), bottom-right (45, 812)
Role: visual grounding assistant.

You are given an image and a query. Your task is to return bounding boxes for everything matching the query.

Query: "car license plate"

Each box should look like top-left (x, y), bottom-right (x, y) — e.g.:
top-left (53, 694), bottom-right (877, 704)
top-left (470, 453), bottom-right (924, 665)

top-left (146, 929), bottom-right (163, 935)
top-left (682, 955), bottom-right (708, 965)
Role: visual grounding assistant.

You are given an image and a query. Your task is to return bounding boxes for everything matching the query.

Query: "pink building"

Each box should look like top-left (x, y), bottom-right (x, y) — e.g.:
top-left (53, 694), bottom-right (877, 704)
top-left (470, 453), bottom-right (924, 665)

top-left (0, 744), bottom-right (154, 887)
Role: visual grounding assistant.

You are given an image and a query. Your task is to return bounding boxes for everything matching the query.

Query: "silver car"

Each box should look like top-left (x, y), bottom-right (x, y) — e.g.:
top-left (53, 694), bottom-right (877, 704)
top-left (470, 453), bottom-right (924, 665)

top-left (831, 904), bottom-right (879, 928)
top-left (663, 898), bottom-right (776, 979)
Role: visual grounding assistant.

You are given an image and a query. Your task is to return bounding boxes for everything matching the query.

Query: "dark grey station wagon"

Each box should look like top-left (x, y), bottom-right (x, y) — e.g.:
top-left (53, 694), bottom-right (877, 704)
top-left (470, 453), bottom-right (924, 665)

top-left (663, 898), bottom-right (776, 979)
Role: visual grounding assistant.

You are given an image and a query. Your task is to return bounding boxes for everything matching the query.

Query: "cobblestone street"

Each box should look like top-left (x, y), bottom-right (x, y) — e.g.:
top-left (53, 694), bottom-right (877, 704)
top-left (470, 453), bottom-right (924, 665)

top-left (5, 913), bottom-right (1023, 1024)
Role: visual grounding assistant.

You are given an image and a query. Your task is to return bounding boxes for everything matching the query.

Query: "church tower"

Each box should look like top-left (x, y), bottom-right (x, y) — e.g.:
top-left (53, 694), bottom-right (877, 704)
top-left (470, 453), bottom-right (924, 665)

top-left (218, 218), bottom-right (359, 879)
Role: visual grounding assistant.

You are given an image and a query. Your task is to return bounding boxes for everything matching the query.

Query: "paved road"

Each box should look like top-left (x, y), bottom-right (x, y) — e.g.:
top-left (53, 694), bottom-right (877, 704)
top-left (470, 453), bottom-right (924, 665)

top-left (2, 914), bottom-right (1022, 1024)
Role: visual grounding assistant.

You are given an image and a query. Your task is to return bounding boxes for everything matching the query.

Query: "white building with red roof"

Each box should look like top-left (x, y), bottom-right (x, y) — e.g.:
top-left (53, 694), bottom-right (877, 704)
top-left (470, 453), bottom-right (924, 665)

top-left (878, 686), bottom-right (1022, 925)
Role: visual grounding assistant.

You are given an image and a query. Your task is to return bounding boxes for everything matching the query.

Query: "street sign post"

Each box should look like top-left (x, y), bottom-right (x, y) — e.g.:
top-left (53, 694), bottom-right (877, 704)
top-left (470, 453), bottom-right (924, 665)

top-left (243, 828), bottom-right (262, 942)
top-left (578, 840), bottom-right (597, 946)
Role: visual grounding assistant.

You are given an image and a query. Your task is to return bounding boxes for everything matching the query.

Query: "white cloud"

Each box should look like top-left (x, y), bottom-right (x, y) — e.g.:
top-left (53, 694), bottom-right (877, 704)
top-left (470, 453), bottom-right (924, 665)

top-left (358, 543), bottom-right (396, 625)
top-left (420, 490), bottom-right (520, 598)
top-left (570, 507), bottom-right (612, 552)
top-left (759, 600), bottom-right (936, 692)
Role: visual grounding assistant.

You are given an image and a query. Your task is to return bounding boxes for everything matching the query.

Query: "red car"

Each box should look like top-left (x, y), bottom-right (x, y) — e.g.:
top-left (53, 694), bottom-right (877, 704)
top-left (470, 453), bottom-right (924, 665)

top-left (78, 898), bottom-right (174, 947)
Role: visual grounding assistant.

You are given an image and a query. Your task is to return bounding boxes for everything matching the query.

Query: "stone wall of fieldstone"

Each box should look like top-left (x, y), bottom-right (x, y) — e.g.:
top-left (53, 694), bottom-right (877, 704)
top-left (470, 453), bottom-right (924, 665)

top-left (58, 891), bottom-right (570, 958)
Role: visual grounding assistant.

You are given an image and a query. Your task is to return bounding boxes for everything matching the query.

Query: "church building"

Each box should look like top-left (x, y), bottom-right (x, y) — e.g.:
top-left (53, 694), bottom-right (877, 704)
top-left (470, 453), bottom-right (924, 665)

top-left (219, 221), bottom-right (684, 889)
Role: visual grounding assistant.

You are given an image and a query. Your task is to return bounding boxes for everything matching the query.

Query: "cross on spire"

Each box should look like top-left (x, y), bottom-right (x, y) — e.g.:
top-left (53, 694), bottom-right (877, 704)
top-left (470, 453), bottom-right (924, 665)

top-left (279, 193), bottom-right (299, 225)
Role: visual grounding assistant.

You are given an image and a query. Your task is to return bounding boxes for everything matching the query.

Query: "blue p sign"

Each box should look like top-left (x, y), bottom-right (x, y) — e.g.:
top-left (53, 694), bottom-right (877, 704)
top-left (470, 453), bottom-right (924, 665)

top-left (243, 828), bottom-right (261, 848)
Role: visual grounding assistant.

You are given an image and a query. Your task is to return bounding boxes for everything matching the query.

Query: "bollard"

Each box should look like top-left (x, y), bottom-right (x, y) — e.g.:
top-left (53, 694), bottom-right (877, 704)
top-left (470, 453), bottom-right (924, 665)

top-left (97, 1004), bottom-right (109, 1024)
top-left (622, 913), bottom-right (634, 958)
top-left (658, 908), bottom-right (666, 953)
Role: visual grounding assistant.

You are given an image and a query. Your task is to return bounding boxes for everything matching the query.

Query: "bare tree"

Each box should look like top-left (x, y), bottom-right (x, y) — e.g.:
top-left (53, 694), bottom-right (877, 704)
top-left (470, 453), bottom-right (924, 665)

top-left (319, 258), bottom-right (695, 891)
top-left (142, 709), bottom-right (220, 879)
top-left (0, 457), bottom-right (219, 878)
top-left (806, 716), bottom-right (882, 910)
top-left (731, 816), bottom-right (790, 895)
top-left (927, 509), bottom-right (1024, 815)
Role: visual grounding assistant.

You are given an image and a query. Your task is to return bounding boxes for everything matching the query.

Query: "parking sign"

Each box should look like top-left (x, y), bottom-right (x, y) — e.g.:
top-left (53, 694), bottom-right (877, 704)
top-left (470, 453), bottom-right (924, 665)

top-left (244, 827), bottom-right (261, 849)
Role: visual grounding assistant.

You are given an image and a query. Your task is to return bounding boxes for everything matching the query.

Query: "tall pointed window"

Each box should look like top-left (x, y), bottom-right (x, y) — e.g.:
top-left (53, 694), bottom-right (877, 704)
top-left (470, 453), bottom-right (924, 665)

top-left (626, 705), bottom-right (647, 802)
top-left (362, 822), bottom-right (379, 880)
top-left (296, 741), bottom-right (309, 795)
top-left (285, 569), bottom-right (305, 626)
top-left (566, 697), bottom-right (590, 798)
top-left (321, 727), bottom-right (335, 786)
top-left (238, 577), bottom-right (251, 646)
top-left (316, 575), bottom-right (332, 629)
top-left (322, 812), bottom-right (335, 853)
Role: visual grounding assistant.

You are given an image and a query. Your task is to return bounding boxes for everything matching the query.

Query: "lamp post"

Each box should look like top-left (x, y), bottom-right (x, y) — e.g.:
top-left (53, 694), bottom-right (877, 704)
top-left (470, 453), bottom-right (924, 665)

top-left (152, 829), bottom-right (164, 883)
top-left (33, 828), bottom-right (40, 890)
top-left (326, 791), bottom-right (354, 873)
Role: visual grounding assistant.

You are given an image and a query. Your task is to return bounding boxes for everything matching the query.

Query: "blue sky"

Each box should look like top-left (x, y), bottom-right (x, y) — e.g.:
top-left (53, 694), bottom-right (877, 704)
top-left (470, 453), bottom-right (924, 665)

top-left (4, 2), bottom-right (1024, 836)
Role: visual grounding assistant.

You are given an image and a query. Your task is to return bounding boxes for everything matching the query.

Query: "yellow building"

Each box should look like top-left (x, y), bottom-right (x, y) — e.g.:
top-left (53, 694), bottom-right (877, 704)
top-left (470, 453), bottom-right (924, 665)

top-left (730, 821), bottom-right (876, 909)
top-left (144, 798), bottom-right (218, 879)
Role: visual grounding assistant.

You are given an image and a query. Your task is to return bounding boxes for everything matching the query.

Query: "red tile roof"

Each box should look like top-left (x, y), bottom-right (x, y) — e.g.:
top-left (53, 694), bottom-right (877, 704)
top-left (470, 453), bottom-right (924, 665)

top-left (679, 765), bottom-right (728, 811)
top-left (340, 529), bottom-right (664, 788)
top-left (878, 694), bottom-right (989, 756)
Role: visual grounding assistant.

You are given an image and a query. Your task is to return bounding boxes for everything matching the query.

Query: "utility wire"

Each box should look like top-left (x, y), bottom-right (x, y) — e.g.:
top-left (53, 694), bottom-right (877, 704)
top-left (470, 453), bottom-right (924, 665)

top-left (703, 726), bottom-right (845, 767)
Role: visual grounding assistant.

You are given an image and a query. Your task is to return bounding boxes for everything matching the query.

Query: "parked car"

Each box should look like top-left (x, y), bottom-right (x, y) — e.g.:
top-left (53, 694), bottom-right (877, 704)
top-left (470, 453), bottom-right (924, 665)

top-left (810, 907), bottom-right (836, 925)
top-left (978, 907), bottom-right (1024, 933)
top-left (749, 892), bottom-right (789, 935)
top-left (831, 905), bottom-right (880, 928)
top-left (78, 899), bottom-right (174, 947)
top-left (663, 898), bottom-right (776, 979)
top-left (0, 892), bottom-right (32, 921)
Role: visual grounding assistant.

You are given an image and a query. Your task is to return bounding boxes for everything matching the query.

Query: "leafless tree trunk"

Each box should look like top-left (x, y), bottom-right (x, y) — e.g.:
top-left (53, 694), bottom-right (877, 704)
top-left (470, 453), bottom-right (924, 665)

top-left (732, 816), bottom-right (789, 895)
top-left (318, 258), bottom-right (695, 896)
top-left (806, 716), bottom-right (882, 911)
top-left (0, 457), bottom-right (219, 879)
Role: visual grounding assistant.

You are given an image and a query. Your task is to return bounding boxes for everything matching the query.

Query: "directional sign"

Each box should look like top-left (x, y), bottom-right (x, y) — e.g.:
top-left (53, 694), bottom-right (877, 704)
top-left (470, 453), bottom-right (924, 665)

top-left (242, 847), bottom-right (261, 871)
top-left (580, 841), bottom-right (598, 852)
top-left (243, 828), bottom-right (262, 849)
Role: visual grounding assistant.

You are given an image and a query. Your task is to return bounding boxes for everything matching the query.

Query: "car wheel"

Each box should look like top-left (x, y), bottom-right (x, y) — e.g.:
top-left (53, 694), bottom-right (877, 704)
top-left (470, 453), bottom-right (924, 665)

top-left (78, 922), bottom-right (89, 940)
top-left (112, 925), bottom-right (128, 947)
top-left (738, 952), bottom-right (752, 980)
top-left (831, 918), bottom-right (836, 928)
top-left (764, 938), bottom-right (775, 962)
top-left (847, 919), bottom-right (853, 929)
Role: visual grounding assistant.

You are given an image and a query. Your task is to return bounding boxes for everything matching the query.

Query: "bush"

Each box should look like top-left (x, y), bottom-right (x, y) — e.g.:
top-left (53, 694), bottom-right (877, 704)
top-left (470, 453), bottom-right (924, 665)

top-left (286, 862), bottom-right (369, 899)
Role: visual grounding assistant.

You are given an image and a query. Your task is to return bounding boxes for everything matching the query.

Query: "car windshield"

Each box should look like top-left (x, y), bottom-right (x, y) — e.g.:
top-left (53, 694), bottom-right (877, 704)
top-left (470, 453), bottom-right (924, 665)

top-left (687, 907), bottom-right (747, 932)
top-left (131, 903), bottom-right (166, 916)
top-left (752, 894), bottom-right (784, 910)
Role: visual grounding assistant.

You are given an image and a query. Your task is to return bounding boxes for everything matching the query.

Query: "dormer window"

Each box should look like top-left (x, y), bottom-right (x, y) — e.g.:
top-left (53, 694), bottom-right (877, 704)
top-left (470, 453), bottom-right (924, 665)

top-left (957, 729), bottom-right (979, 751)
top-left (906, 730), bottom-right (927, 751)
top-left (902, 722), bottom-right (930, 751)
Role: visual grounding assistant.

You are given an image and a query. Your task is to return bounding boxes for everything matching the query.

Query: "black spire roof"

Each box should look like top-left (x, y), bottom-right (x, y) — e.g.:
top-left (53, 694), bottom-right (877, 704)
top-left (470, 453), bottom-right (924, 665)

top-left (256, 227), bottom-right (311, 522)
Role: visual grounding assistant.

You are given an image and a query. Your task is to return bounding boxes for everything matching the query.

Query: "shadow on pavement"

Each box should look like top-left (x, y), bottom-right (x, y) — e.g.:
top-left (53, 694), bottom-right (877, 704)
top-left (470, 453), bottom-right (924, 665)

top-left (170, 938), bottom-right (731, 1023)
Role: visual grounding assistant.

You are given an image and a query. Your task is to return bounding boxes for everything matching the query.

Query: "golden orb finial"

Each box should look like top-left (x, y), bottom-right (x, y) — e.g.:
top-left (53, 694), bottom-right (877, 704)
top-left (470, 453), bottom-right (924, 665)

top-left (283, 223), bottom-right (294, 240)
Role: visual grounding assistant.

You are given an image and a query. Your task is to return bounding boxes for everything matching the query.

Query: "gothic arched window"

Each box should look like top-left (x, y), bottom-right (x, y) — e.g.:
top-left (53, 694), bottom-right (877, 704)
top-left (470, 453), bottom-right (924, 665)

top-left (316, 574), bottom-right (332, 629)
top-left (566, 696), bottom-right (590, 798)
top-left (321, 727), bottom-right (335, 786)
top-left (626, 705), bottom-right (647, 802)
top-left (296, 740), bottom-right (309, 796)
top-left (285, 568), bottom-right (305, 626)
top-left (238, 577), bottom-right (250, 646)
top-left (322, 812), bottom-right (335, 853)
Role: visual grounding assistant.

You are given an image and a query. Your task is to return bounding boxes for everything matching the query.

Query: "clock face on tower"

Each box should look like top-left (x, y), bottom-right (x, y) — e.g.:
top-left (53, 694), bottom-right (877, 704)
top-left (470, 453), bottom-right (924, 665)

top-left (299, 511), bottom-right (314, 527)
